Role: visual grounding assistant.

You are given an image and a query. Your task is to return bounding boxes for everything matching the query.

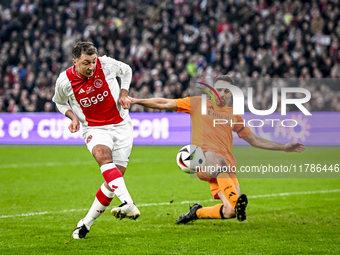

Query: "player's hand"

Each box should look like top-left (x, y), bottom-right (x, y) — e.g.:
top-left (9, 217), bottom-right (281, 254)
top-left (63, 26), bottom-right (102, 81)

top-left (119, 89), bottom-right (131, 109)
top-left (284, 142), bottom-right (305, 152)
top-left (68, 119), bottom-right (80, 133)
top-left (119, 95), bottom-right (131, 109)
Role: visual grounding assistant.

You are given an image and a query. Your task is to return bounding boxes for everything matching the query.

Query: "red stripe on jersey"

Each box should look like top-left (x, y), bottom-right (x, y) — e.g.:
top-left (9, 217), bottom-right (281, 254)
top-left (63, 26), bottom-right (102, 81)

top-left (66, 59), bottom-right (124, 126)
top-left (96, 188), bottom-right (113, 206)
top-left (102, 167), bottom-right (123, 184)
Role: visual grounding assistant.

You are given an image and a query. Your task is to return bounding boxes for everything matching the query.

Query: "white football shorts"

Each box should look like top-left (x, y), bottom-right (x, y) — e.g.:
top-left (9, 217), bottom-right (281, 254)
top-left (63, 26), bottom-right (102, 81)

top-left (82, 116), bottom-right (133, 168)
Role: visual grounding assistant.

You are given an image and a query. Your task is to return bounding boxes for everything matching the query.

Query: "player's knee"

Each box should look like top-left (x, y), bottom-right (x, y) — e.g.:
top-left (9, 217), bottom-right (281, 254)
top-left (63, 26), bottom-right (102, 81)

top-left (205, 151), bottom-right (227, 168)
top-left (213, 154), bottom-right (227, 167)
top-left (92, 145), bottom-right (112, 165)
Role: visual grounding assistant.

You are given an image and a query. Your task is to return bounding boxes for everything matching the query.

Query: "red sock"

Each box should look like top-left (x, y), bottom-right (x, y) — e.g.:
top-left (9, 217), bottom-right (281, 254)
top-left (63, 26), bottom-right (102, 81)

top-left (83, 183), bottom-right (115, 228)
top-left (100, 163), bottom-right (133, 204)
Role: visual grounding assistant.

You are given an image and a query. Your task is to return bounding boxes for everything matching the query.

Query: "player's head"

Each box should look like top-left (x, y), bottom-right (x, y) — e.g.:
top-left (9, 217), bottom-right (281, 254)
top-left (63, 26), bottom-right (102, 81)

top-left (213, 75), bottom-right (234, 106)
top-left (72, 41), bottom-right (98, 78)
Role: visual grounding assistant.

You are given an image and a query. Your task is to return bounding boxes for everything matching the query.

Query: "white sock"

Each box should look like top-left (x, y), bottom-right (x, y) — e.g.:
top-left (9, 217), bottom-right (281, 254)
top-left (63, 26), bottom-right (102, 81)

top-left (83, 183), bottom-right (115, 228)
top-left (101, 163), bottom-right (134, 204)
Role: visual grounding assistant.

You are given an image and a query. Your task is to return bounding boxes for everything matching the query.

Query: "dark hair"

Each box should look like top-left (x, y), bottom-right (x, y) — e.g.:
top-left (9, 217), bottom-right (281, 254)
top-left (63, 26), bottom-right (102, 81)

top-left (72, 41), bottom-right (98, 60)
top-left (214, 75), bottom-right (234, 85)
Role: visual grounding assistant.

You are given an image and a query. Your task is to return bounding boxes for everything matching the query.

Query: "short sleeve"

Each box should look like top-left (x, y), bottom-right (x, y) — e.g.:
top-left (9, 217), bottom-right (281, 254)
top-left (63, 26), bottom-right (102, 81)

top-left (174, 97), bottom-right (190, 114)
top-left (232, 115), bottom-right (253, 138)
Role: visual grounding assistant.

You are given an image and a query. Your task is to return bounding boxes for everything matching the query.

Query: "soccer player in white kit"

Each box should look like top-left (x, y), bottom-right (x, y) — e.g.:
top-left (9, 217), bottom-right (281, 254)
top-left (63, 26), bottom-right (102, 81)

top-left (52, 41), bottom-right (140, 239)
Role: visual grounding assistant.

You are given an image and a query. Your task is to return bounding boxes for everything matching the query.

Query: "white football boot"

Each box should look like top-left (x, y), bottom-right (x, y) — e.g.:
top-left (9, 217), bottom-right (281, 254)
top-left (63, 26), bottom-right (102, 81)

top-left (111, 201), bottom-right (140, 220)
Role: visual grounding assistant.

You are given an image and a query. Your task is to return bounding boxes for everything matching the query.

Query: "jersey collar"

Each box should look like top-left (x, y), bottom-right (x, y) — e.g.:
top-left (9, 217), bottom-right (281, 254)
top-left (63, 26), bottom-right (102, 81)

top-left (72, 65), bottom-right (88, 80)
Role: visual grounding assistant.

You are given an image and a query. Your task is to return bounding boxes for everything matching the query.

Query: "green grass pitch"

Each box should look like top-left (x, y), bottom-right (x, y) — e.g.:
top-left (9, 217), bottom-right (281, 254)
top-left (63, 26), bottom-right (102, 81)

top-left (0, 145), bottom-right (339, 254)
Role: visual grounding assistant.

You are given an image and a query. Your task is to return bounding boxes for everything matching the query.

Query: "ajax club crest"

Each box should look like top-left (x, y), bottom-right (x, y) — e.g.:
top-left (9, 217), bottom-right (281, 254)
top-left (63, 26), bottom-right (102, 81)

top-left (94, 79), bottom-right (103, 88)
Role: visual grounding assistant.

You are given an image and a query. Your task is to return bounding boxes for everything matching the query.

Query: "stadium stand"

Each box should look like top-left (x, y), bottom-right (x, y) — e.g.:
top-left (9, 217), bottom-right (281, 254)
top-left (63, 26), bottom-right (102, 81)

top-left (0, 0), bottom-right (339, 113)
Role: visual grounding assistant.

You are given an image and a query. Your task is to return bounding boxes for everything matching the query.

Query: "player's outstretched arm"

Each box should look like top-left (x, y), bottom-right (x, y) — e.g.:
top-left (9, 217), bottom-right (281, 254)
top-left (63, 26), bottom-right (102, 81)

top-left (128, 97), bottom-right (178, 111)
top-left (242, 133), bottom-right (305, 152)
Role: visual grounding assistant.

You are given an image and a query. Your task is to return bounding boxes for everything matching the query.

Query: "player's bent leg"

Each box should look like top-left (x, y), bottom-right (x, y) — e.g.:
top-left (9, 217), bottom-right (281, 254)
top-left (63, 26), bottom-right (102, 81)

top-left (218, 180), bottom-right (248, 221)
top-left (218, 190), bottom-right (248, 221)
top-left (109, 122), bottom-right (140, 220)
top-left (205, 151), bottom-right (239, 208)
top-left (91, 144), bottom-right (139, 221)
top-left (204, 151), bottom-right (248, 221)
top-left (218, 190), bottom-right (236, 219)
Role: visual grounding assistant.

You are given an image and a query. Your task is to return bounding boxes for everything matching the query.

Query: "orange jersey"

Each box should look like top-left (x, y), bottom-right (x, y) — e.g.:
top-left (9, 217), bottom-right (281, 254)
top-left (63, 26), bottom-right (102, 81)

top-left (174, 96), bottom-right (252, 167)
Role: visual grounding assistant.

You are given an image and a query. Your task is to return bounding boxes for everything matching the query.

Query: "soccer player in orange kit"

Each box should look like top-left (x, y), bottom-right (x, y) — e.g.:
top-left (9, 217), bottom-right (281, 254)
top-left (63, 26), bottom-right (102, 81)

top-left (129, 75), bottom-right (305, 223)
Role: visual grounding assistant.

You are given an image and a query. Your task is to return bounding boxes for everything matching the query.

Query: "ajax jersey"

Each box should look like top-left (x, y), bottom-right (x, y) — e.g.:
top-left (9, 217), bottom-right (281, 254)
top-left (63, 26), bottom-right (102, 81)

top-left (53, 56), bottom-right (132, 127)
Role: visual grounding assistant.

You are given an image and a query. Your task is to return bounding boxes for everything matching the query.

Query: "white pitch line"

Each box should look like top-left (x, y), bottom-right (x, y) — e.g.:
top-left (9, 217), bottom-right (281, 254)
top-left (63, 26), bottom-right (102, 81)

top-left (1, 189), bottom-right (339, 219)
top-left (0, 159), bottom-right (173, 169)
top-left (0, 161), bottom-right (95, 169)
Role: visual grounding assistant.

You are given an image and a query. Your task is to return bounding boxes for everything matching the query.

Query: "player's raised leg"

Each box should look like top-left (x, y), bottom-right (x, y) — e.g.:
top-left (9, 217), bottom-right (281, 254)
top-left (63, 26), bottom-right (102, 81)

top-left (108, 119), bottom-right (140, 220)
top-left (92, 145), bottom-right (139, 220)
top-left (197, 191), bottom-right (237, 220)
top-left (109, 164), bottom-right (140, 220)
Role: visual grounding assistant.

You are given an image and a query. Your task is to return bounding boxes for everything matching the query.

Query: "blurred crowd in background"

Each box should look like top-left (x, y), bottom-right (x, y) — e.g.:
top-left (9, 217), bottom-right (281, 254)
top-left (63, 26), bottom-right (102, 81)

top-left (0, 0), bottom-right (339, 113)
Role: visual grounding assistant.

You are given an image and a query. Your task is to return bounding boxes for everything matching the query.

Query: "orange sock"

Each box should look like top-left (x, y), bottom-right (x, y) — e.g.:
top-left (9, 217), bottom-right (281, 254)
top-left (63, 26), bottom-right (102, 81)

top-left (216, 172), bottom-right (239, 208)
top-left (229, 172), bottom-right (240, 186)
top-left (196, 204), bottom-right (224, 219)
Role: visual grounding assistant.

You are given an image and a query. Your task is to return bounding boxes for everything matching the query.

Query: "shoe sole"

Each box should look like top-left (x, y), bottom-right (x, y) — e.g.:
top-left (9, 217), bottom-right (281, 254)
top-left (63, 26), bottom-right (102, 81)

top-left (235, 194), bottom-right (248, 221)
top-left (111, 208), bottom-right (140, 220)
